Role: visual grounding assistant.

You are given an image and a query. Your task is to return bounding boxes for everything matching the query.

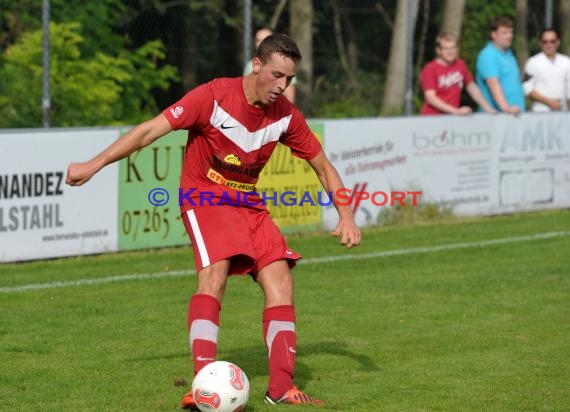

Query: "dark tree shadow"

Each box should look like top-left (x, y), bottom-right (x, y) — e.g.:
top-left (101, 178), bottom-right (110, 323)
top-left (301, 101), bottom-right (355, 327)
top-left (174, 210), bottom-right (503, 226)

top-left (128, 340), bottom-right (378, 375)
top-left (219, 340), bottom-right (379, 388)
top-left (126, 341), bottom-right (378, 411)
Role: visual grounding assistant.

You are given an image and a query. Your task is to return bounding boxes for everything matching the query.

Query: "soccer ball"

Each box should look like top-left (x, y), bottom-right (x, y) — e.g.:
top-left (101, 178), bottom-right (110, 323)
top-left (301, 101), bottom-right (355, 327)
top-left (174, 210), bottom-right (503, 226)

top-left (191, 361), bottom-right (249, 412)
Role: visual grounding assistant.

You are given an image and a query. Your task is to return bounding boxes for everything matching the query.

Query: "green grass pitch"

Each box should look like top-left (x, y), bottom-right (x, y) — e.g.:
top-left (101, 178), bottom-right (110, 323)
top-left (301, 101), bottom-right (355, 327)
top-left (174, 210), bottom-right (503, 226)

top-left (1, 209), bottom-right (569, 411)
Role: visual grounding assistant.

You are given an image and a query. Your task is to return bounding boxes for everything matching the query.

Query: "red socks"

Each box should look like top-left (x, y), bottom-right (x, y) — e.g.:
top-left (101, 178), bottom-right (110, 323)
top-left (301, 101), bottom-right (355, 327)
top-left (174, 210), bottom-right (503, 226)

top-left (188, 294), bottom-right (221, 375)
top-left (263, 305), bottom-right (296, 399)
top-left (188, 296), bottom-right (297, 399)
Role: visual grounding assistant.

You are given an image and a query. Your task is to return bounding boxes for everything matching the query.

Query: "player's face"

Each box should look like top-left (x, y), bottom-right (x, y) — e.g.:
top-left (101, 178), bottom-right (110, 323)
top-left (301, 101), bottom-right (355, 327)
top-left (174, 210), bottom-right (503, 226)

top-left (540, 31), bottom-right (559, 57)
top-left (252, 52), bottom-right (296, 106)
top-left (436, 39), bottom-right (458, 65)
top-left (491, 26), bottom-right (513, 50)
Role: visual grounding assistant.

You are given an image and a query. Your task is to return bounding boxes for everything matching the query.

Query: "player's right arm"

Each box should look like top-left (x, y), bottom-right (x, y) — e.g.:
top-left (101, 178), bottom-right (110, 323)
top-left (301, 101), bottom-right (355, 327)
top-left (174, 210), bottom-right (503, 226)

top-left (485, 77), bottom-right (520, 115)
top-left (66, 113), bottom-right (172, 186)
top-left (465, 82), bottom-right (496, 113)
top-left (527, 89), bottom-right (562, 110)
top-left (307, 150), bottom-right (361, 249)
top-left (424, 89), bottom-right (471, 115)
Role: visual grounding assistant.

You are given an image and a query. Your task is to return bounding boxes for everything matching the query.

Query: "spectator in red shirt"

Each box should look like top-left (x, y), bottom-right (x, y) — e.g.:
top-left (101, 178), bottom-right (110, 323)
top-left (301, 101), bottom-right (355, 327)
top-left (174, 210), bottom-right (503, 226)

top-left (420, 32), bottom-right (496, 115)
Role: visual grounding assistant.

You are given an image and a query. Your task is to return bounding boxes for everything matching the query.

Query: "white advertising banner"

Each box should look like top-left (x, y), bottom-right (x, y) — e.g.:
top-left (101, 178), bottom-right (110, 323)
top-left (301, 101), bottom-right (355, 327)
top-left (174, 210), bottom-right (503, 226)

top-left (323, 117), bottom-right (416, 228)
top-left (491, 113), bottom-right (570, 214)
top-left (1, 113), bottom-right (568, 261)
top-left (323, 113), bottom-right (570, 229)
top-left (0, 129), bottom-right (119, 262)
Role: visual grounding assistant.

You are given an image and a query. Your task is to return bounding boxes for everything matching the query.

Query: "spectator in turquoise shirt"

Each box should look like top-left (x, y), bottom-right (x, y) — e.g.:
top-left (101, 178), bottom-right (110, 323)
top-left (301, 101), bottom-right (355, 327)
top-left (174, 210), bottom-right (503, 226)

top-left (476, 16), bottom-right (525, 114)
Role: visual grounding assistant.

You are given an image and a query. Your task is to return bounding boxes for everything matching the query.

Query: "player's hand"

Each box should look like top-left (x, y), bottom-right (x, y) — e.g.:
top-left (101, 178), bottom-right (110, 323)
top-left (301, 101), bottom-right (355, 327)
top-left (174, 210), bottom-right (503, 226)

top-left (455, 106), bottom-right (472, 115)
top-left (332, 217), bottom-right (361, 249)
top-left (505, 105), bottom-right (521, 116)
top-left (66, 162), bottom-right (97, 186)
top-left (547, 99), bottom-right (562, 111)
top-left (484, 106), bottom-right (498, 114)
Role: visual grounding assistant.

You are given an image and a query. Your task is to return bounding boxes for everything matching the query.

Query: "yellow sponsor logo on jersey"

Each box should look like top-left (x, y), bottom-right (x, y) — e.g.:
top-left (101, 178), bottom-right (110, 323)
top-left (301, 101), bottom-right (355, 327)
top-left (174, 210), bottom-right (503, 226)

top-left (207, 168), bottom-right (255, 192)
top-left (224, 154), bottom-right (241, 166)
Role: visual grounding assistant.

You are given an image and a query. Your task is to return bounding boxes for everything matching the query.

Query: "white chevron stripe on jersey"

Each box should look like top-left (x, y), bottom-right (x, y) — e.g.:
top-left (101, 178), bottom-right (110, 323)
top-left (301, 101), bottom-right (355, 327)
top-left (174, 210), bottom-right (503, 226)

top-left (210, 100), bottom-right (292, 153)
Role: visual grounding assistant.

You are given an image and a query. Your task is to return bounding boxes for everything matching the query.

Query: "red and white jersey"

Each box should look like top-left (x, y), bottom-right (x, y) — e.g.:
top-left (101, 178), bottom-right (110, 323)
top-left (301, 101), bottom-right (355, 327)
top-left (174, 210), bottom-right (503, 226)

top-left (162, 77), bottom-right (321, 212)
top-left (420, 58), bottom-right (474, 115)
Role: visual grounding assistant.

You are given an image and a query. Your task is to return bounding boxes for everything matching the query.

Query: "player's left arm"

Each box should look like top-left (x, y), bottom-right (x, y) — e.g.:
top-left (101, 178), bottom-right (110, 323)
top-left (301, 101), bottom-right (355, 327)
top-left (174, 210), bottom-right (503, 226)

top-left (66, 114), bottom-right (172, 186)
top-left (307, 150), bottom-right (361, 248)
top-left (465, 82), bottom-right (497, 113)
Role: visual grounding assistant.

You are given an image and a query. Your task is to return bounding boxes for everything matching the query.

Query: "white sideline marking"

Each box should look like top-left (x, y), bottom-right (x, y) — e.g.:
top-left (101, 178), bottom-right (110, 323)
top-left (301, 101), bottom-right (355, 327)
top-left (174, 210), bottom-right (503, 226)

top-left (1, 230), bottom-right (568, 294)
top-left (0, 270), bottom-right (195, 294)
top-left (304, 230), bottom-right (570, 265)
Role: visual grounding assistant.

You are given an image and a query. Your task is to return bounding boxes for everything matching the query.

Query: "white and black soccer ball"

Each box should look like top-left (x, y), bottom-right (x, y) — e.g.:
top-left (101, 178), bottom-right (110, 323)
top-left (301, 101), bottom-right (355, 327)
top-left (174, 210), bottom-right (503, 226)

top-left (191, 361), bottom-right (249, 412)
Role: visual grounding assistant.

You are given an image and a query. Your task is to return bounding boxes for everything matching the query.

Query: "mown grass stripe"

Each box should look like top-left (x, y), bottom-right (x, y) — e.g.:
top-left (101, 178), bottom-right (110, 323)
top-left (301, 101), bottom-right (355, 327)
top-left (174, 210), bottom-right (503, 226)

top-left (1, 230), bottom-right (568, 294)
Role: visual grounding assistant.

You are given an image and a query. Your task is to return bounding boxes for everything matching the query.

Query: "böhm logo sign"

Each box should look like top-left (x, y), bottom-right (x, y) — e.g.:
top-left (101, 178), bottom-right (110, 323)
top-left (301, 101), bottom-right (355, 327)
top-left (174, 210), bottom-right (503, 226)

top-left (413, 129), bottom-right (491, 150)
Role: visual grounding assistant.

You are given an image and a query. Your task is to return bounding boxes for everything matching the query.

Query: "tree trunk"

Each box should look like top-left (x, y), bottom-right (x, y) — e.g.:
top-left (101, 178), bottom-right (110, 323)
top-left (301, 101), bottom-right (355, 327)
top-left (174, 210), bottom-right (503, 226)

top-left (269, 0), bottom-right (288, 30)
top-left (415, 0), bottom-right (430, 97)
top-left (331, 0), bottom-right (357, 86)
top-left (380, 0), bottom-right (419, 115)
top-left (515, 0), bottom-right (528, 69)
top-left (440, 0), bottom-right (465, 39)
top-left (290, 0), bottom-right (313, 114)
top-left (340, 2), bottom-right (358, 73)
top-left (561, 0), bottom-right (570, 56)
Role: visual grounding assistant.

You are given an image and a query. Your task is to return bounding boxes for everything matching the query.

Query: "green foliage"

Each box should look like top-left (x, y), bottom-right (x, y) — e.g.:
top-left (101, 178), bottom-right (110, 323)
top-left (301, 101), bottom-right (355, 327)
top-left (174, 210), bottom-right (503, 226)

top-left (314, 95), bottom-right (376, 118)
top-left (460, 0), bottom-right (516, 70)
top-left (0, 22), bottom-right (178, 128)
top-left (0, 0), bottom-right (41, 50)
top-left (0, 0), bottom-right (128, 54)
top-left (110, 40), bottom-right (179, 123)
top-left (312, 70), bottom-right (383, 118)
top-left (50, 0), bottom-right (129, 55)
top-left (0, 1), bottom-right (556, 122)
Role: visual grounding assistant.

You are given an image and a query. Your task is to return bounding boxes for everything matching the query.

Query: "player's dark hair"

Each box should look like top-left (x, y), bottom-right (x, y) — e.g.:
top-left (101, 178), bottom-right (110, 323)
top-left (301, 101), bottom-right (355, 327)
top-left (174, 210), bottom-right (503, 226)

top-left (539, 28), bottom-right (560, 40)
top-left (489, 16), bottom-right (514, 32)
top-left (255, 33), bottom-right (302, 64)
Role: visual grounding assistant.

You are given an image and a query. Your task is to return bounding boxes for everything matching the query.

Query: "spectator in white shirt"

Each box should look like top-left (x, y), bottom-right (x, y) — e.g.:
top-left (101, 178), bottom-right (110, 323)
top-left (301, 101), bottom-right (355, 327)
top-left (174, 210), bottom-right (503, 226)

top-left (523, 28), bottom-right (570, 112)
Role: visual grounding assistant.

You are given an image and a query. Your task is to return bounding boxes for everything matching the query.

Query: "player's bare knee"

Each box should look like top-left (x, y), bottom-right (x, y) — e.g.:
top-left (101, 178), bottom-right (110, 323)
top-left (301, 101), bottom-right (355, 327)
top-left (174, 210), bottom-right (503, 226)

top-left (258, 270), bottom-right (294, 306)
top-left (197, 264), bottom-right (229, 299)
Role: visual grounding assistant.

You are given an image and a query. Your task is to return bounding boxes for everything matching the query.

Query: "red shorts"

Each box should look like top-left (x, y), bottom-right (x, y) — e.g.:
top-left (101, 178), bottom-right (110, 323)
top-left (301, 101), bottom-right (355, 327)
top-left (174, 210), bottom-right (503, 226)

top-left (181, 205), bottom-right (301, 276)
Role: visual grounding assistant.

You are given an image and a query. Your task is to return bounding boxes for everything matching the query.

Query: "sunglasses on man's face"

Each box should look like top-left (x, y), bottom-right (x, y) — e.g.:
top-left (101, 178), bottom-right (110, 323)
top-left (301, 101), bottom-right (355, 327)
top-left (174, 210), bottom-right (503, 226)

top-left (541, 39), bottom-right (558, 44)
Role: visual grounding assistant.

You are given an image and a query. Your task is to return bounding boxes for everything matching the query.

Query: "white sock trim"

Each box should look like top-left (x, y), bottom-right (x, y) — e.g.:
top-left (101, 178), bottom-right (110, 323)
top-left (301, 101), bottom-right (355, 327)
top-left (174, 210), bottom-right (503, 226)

top-left (190, 319), bottom-right (219, 347)
top-left (266, 320), bottom-right (295, 357)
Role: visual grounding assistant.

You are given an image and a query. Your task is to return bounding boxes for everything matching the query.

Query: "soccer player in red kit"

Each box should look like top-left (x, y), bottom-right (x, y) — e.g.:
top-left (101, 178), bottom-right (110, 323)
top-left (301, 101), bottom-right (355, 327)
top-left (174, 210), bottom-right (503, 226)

top-left (420, 32), bottom-right (496, 115)
top-left (66, 34), bottom-right (360, 408)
